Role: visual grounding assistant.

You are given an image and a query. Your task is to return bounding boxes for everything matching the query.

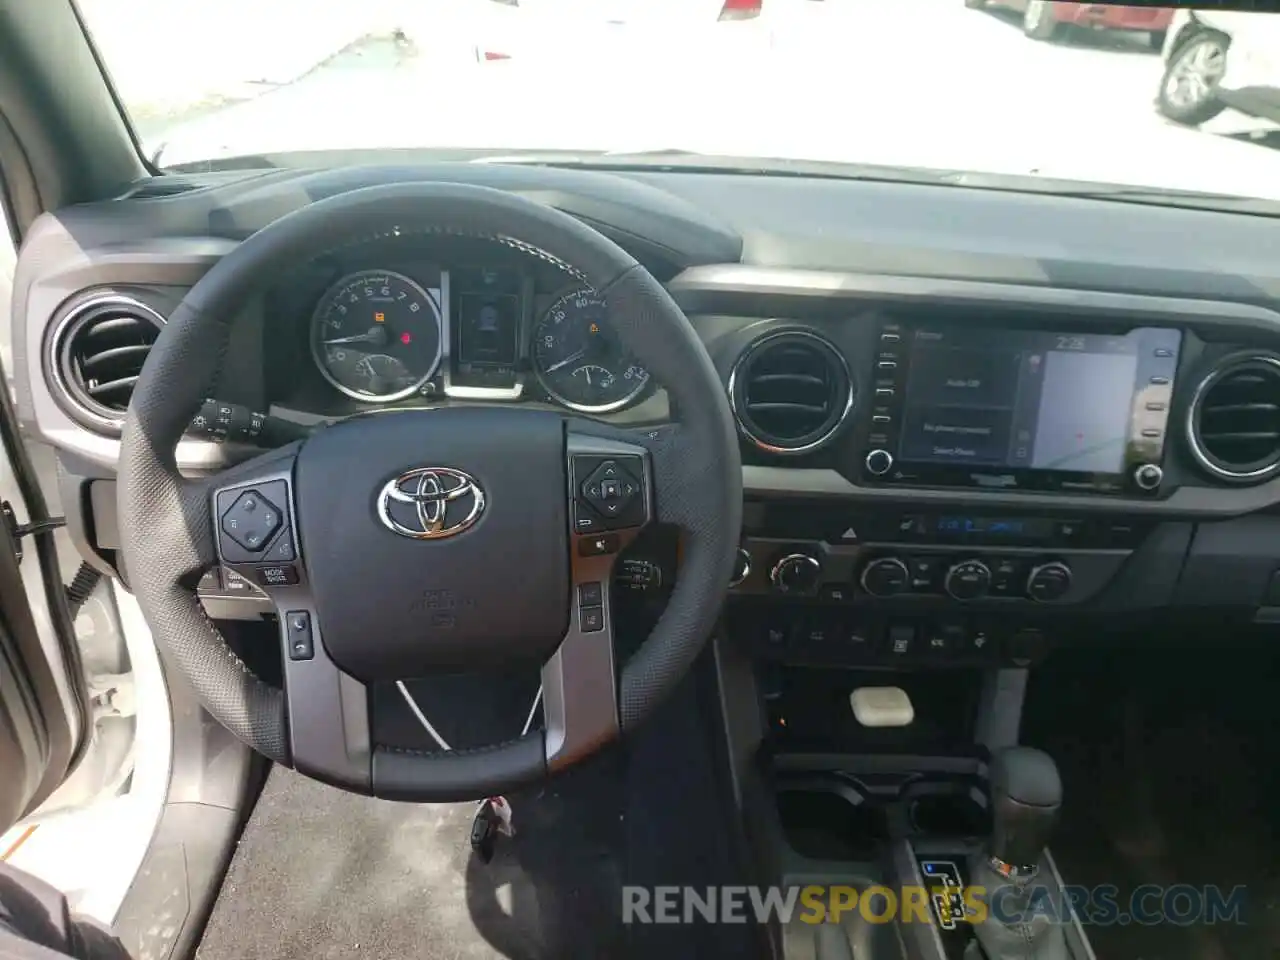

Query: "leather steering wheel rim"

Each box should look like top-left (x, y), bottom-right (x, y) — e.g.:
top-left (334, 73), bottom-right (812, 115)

top-left (118, 182), bottom-right (742, 801)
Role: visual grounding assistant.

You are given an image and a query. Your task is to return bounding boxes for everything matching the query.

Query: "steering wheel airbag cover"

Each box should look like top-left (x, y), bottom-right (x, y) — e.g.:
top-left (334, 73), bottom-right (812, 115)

top-left (297, 407), bottom-right (570, 680)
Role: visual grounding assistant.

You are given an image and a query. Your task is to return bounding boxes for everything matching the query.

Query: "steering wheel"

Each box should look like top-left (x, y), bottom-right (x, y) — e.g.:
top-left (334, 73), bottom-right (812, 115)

top-left (117, 182), bottom-right (742, 801)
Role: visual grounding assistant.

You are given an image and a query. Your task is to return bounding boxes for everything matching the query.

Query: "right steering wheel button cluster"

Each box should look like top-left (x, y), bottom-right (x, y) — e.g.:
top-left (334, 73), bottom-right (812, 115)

top-left (573, 455), bottom-right (646, 531)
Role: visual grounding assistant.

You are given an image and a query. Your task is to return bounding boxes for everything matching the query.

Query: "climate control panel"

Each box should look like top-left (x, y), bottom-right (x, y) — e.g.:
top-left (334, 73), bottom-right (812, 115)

top-left (857, 554), bottom-right (1073, 602)
top-left (732, 538), bottom-right (1129, 610)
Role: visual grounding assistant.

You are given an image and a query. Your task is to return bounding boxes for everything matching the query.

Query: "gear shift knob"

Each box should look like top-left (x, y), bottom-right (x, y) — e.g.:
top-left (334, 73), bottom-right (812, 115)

top-left (988, 746), bottom-right (1062, 869)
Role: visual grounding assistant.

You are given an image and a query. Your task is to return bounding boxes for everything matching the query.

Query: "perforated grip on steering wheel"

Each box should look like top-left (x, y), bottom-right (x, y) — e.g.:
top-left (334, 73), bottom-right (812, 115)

top-left (119, 293), bottom-right (291, 763)
top-left (598, 267), bottom-right (742, 729)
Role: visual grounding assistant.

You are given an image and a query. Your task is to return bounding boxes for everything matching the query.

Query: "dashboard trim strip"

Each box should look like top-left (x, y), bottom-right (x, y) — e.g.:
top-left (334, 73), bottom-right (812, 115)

top-left (669, 265), bottom-right (1280, 333)
top-left (742, 465), bottom-right (1280, 518)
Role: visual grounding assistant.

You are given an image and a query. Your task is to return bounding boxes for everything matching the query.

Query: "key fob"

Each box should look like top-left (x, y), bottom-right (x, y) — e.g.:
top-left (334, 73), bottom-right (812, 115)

top-left (470, 802), bottom-right (498, 863)
top-left (490, 796), bottom-right (515, 837)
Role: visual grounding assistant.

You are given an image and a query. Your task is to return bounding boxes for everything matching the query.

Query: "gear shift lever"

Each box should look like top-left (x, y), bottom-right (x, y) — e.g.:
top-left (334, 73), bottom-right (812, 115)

top-left (964, 748), bottom-right (1070, 960)
top-left (989, 746), bottom-right (1062, 870)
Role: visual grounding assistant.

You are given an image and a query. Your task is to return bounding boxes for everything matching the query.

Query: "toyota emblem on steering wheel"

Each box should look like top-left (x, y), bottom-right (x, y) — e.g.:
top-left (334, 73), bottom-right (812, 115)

top-left (377, 467), bottom-right (486, 540)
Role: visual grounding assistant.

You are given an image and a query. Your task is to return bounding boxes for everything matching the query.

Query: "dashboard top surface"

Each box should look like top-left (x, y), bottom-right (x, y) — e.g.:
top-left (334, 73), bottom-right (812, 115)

top-left (14, 160), bottom-right (1280, 521)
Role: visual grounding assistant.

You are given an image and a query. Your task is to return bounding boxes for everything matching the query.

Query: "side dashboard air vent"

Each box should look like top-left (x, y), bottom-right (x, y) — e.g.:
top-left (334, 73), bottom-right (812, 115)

top-left (1188, 355), bottom-right (1280, 483)
top-left (50, 296), bottom-right (166, 430)
top-left (730, 330), bottom-right (853, 454)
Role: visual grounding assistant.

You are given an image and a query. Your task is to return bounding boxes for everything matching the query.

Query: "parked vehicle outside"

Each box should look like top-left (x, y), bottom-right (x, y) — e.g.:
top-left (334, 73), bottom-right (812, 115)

top-left (1157, 9), bottom-right (1280, 128)
top-left (969, 0), bottom-right (1173, 48)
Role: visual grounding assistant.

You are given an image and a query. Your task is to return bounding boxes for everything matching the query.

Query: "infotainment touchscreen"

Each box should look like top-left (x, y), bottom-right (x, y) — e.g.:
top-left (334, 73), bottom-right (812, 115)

top-left (865, 324), bottom-right (1182, 493)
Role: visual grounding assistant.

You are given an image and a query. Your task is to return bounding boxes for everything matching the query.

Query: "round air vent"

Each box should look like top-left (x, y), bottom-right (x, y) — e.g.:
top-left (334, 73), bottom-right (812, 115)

top-left (50, 295), bottom-right (166, 431)
top-left (1187, 354), bottom-right (1280, 483)
top-left (730, 330), bottom-right (853, 454)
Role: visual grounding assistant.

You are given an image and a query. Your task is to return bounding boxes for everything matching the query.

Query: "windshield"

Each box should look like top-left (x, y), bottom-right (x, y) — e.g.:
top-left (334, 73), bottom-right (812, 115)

top-left (78, 1), bottom-right (1280, 204)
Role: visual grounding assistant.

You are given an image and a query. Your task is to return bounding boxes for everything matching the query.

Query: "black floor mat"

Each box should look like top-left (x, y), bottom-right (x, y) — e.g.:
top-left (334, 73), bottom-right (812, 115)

top-left (195, 761), bottom-right (626, 960)
top-left (1025, 639), bottom-right (1280, 960)
top-left (196, 664), bottom-right (763, 960)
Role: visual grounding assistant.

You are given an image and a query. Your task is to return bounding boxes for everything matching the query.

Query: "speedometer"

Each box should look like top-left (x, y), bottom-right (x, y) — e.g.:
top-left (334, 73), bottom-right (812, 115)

top-left (310, 270), bottom-right (442, 402)
top-left (532, 289), bottom-right (650, 413)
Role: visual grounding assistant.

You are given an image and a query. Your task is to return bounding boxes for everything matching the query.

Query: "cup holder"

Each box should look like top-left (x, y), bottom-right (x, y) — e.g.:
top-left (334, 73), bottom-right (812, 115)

top-left (904, 781), bottom-right (989, 838)
top-left (775, 777), bottom-right (888, 861)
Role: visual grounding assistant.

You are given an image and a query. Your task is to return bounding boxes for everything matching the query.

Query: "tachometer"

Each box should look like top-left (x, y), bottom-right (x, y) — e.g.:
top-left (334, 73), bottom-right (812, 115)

top-left (310, 270), bottom-right (442, 402)
top-left (532, 289), bottom-right (649, 413)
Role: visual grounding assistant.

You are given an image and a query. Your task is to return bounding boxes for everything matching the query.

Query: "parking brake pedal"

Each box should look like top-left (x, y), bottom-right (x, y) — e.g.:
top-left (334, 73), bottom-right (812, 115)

top-left (850, 686), bottom-right (914, 728)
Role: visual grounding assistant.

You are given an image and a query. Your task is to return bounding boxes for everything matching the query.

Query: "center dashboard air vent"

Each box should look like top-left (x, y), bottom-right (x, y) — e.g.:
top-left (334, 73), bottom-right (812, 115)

top-left (730, 330), bottom-right (853, 454)
top-left (1188, 354), bottom-right (1280, 483)
top-left (49, 295), bottom-right (166, 432)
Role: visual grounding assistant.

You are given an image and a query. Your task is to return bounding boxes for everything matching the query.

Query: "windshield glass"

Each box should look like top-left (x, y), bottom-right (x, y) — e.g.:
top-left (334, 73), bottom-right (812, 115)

top-left (78, 1), bottom-right (1280, 203)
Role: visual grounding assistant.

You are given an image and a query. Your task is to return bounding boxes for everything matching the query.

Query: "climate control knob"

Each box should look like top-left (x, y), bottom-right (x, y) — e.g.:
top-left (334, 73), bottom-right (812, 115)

top-left (860, 557), bottom-right (909, 597)
top-left (944, 559), bottom-right (992, 601)
top-left (771, 553), bottom-right (822, 594)
top-left (730, 549), bottom-right (752, 587)
top-left (1026, 561), bottom-right (1072, 602)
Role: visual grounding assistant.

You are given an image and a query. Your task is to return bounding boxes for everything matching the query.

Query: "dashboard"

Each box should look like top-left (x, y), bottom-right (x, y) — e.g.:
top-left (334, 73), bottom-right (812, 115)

top-left (14, 159), bottom-right (1280, 668)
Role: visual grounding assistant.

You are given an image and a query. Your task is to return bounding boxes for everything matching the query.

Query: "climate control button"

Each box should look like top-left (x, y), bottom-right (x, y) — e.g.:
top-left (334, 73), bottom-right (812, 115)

top-left (944, 559), bottom-right (992, 601)
top-left (1026, 561), bottom-right (1072, 602)
top-left (771, 553), bottom-right (822, 595)
top-left (860, 557), bottom-right (909, 597)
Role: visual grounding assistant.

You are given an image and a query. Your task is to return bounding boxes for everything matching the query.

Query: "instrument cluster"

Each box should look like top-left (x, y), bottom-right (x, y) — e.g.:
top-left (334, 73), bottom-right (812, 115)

top-left (298, 259), bottom-right (652, 415)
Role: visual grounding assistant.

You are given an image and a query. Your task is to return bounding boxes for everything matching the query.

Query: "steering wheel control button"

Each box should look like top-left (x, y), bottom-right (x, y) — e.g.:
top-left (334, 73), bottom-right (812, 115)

top-left (222, 568), bottom-right (260, 595)
top-left (578, 581), bottom-right (604, 607)
top-left (255, 564), bottom-right (300, 587)
top-left (578, 533), bottom-right (620, 557)
top-left (581, 458), bottom-right (644, 525)
top-left (215, 480), bottom-right (293, 563)
top-left (944, 559), bottom-right (992, 601)
top-left (572, 454), bottom-right (648, 531)
top-left (1026, 562), bottom-right (1073, 602)
top-left (221, 490), bottom-right (282, 551)
top-left (580, 606), bottom-right (605, 633)
top-left (263, 532), bottom-right (296, 563)
top-left (285, 611), bottom-right (314, 661)
top-left (573, 505), bottom-right (604, 533)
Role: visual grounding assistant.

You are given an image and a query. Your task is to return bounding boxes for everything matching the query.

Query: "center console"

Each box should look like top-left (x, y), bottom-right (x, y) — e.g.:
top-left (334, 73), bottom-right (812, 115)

top-left (714, 311), bottom-right (1201, 960)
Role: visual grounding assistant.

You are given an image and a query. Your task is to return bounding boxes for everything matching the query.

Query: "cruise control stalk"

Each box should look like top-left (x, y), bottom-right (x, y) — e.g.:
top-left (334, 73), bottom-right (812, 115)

top-left (186, 399), bottom-right (310, 447)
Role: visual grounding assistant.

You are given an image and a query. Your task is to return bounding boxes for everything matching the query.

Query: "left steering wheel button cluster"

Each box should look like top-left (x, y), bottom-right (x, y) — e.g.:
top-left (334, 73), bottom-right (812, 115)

top-left (215, 479), bottom-right (297, 568)
top-left (221, 490), bottom-right (281, 551)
